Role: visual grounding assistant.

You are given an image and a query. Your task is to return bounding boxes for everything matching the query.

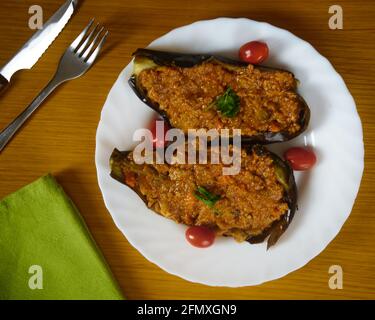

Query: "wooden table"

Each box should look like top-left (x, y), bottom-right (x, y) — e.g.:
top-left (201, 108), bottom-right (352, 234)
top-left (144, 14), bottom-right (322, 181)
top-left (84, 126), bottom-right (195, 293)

top-left (0, 0), bottom-right (374, 300)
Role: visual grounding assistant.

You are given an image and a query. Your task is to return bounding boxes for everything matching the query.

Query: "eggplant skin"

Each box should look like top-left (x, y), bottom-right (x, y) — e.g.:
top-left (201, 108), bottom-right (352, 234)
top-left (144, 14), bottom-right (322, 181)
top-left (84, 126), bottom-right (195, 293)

top-left (128, 48), bottom-right (310, 144)
top-left (247, 146), bottom-right (297, 249)
top-left (109, 149), bottom-right (129, 183)
top-left (109, 145), bottom-right (297, 249)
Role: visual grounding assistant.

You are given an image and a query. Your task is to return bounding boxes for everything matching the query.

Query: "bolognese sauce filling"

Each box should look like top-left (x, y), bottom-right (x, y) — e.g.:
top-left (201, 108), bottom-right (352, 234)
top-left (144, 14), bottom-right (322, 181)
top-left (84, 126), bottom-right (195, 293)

top-left (120, 147), bottom-right (289, 242)
top-left (137, 61), bottom-right (302, 136)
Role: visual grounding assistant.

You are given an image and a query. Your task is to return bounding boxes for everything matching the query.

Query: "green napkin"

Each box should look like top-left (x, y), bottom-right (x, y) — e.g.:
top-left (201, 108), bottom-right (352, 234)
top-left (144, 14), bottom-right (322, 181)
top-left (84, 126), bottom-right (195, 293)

top-left (0, 174), bottom-right (124, 300)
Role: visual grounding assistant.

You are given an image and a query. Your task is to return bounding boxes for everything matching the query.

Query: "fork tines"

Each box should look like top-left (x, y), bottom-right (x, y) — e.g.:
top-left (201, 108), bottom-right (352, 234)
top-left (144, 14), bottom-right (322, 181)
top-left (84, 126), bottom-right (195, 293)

top-left (70, 19), bottom-right (108, 63)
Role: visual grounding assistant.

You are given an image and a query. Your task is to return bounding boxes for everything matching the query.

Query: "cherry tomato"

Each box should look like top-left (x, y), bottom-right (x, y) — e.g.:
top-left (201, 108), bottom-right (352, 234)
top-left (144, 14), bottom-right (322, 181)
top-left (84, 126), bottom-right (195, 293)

top-left (185, 226), bottom-right (216, 248)
top-left (284, 147), bottom-right (317, 171)
top-left (239, 41), bottom-right (269, 64)
top-left (149, 117), bottom-right (169, 148)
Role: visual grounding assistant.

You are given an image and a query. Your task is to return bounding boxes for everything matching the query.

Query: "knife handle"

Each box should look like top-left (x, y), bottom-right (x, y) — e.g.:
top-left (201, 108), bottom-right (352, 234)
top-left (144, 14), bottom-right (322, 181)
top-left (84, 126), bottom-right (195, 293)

top-left (0, 77), bottom-right (62, 152)
top-left (0, 74), bottom-right (9, 95)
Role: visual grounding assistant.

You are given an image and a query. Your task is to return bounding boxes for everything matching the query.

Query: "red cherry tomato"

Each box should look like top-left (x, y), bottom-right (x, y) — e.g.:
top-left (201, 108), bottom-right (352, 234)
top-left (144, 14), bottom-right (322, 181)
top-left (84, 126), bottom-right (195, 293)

top-left (149, 117), bottom-right (169, 148)
top-left (239, 41), bottom-right (269, 64)
top-left (284, 147), bottom-right (317, 171)
top-left (185, 226), bottom-right (216, 248)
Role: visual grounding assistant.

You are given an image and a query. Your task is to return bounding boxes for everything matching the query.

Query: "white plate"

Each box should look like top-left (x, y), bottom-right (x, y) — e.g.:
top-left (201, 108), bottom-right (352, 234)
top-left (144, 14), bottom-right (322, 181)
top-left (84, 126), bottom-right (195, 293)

top-left (95, 18), bottom-right (364, 287)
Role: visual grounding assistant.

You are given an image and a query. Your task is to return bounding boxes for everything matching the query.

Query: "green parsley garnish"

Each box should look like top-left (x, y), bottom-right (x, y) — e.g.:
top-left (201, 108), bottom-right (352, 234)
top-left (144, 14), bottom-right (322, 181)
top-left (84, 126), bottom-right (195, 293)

top-left (211, 87), bottom-right (240, 118)
top-left (194, 186), bottom-right (221, 214)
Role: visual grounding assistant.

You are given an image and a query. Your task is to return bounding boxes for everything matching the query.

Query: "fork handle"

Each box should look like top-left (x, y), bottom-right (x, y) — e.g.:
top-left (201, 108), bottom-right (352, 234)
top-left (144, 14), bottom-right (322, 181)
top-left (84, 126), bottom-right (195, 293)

top-left (0, 77), bottom-right (62, 152)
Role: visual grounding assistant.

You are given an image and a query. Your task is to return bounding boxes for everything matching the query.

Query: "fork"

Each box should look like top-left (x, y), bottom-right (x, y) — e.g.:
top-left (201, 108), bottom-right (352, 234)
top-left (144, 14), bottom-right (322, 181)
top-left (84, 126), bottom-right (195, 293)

top-left (0, 19), bottom-right (108, 152)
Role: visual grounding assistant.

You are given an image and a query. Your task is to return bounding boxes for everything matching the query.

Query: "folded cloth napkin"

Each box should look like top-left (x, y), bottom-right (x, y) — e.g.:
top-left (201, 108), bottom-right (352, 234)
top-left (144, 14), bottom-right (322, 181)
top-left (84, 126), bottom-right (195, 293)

top-left (0, 174), bottom-right (124, 300)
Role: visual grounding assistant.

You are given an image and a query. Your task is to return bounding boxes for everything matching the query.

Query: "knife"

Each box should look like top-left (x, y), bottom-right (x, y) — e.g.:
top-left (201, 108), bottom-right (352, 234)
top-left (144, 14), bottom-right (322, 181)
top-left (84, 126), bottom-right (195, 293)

top-left (0, 0), bottom-right (78, 95)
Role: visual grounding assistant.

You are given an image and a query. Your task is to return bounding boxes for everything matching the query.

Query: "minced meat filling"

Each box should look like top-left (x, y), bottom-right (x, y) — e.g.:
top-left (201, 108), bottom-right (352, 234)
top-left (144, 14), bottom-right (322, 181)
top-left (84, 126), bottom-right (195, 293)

top-left (137, 61), bottom-right (302, 135)
top-left (121, 148), bottom-right (289, 242)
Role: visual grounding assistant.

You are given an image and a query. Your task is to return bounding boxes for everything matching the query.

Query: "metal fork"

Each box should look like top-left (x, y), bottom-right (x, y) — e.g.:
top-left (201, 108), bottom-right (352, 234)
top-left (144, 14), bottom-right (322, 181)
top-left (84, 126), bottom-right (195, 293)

top-left (0, 19), bottom-right (108, 152)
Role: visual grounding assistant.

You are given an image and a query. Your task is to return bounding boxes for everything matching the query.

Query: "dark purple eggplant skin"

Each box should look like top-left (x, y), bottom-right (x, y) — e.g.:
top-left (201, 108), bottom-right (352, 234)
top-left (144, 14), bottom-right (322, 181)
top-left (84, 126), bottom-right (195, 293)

top-left (109, 149), bottom-right (151, 207)
top-left (110, 149), bottom-right (131, 183)
top-left (109, 144), bottom-right (297, 249)
top-left (246, 145), bottom-right (297, 249)
top-left (128, 48), bottom-right (310, 144)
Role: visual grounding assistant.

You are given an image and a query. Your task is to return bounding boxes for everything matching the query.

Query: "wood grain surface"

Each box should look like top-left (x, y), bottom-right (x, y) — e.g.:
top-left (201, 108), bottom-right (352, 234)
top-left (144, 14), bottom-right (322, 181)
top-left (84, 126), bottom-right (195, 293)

top-left (0, 0), bottom-right (374, 299)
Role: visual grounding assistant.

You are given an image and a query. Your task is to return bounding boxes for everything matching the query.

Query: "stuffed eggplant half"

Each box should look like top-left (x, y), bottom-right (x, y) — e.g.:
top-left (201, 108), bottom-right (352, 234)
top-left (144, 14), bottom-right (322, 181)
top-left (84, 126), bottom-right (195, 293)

top-left (129, 49), bottom-right (310, 143)
top-left (110, 145), bottom-right (297, 248)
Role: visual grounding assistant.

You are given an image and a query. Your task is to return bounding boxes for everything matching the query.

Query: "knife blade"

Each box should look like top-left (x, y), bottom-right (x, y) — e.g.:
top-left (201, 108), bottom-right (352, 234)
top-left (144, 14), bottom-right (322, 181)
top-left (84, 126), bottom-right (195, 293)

top-left (0, 0), bottom-right (78, 95)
